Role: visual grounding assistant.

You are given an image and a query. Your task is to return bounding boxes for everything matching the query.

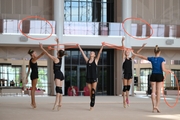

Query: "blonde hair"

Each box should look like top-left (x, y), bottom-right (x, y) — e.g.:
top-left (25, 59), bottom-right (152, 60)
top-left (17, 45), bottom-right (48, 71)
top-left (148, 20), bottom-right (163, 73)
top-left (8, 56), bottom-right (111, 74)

top-left (154, 45), bottom-right (160, 54)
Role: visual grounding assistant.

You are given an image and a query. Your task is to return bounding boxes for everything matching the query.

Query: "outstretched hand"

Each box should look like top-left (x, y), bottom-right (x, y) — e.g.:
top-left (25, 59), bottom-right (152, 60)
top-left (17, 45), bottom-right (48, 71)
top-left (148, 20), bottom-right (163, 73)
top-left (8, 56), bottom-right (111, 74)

top-left (39, 43), bottom-right (43, 49)
top-left (55, 38), bottom-right (59, 43)
top-left (142, 43), bottom-right (147, 47)
top-left (102, 42), bottom-right (105, 46)
top-left (122, 37), bottom-right (125, 41)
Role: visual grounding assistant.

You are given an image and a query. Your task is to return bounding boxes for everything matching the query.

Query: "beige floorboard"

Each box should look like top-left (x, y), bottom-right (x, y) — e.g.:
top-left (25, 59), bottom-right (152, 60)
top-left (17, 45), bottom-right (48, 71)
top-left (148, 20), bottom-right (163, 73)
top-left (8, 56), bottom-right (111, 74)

top-left (0, 95), bottom-right (180, 120)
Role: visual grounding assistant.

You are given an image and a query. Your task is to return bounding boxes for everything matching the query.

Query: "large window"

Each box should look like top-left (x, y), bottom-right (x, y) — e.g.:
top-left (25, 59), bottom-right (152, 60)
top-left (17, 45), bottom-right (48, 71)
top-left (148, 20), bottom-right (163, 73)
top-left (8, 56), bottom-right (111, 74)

top-left (140, 68), bottom-right (152, 91)
top-left (64, 49), bottom-right (114, 95)
top-left (171, 70), bottom-right (180, 87)
top-left (64, 0), bottom-right (110, 22)
top-left (0, 64), bottom-right (21, 86)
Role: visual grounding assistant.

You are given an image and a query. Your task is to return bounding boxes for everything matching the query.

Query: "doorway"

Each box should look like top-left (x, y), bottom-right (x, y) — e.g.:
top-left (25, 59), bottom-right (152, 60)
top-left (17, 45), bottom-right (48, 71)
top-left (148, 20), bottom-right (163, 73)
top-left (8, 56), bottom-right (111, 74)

top-left (77, 66), bottom-right (86, 91)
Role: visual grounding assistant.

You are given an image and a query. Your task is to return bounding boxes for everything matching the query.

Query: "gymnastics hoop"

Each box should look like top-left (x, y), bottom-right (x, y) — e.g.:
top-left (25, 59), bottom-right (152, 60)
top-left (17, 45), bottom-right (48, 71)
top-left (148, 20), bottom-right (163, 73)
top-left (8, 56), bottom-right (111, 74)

top-left (162, 73), bottom-right (179, 108)
top-left (122, 17), bottom-right (153, 40)
top-left (18, 16), bottom-right (53, 40)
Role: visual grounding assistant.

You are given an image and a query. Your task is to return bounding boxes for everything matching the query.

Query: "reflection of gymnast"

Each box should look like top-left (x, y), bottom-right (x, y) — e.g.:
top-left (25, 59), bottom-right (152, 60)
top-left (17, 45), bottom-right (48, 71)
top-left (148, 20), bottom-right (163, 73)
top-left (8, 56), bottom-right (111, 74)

top-left (78, 43), bottom-right (104, 111)
top-left (121, 37), bottom-right (146, 108)
top-left (132, 45), bottom-right (171, 113)
top-left (39, 38), bottom-right (66, 111)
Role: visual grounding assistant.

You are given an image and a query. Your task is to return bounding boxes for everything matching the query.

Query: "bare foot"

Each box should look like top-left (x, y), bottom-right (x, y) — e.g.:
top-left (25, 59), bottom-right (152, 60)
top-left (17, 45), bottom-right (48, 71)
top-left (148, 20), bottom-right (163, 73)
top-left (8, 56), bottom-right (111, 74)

top-left (123, 102), bottom-right (126, 108)
top-left (89, 107), bottom-right (93, 111)
top-left (57, 105), bottom-right (61, 111)
top-left (31, 104), bottom-right (36, 109)
top-left (154, 107), bottom-right (160, 113)
top-left (52, 104), bottom-right (61, 111)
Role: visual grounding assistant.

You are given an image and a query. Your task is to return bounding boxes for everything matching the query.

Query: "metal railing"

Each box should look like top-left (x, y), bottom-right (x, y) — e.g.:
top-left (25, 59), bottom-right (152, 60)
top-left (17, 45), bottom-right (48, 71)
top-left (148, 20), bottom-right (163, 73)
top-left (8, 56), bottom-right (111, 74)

top-left (1, 19), bottom-right (180, 38)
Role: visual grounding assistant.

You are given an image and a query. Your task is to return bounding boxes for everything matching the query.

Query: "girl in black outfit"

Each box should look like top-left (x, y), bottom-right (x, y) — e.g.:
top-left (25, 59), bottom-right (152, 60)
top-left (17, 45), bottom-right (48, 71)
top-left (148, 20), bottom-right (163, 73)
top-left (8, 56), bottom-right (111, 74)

top-left (121, 37), bottom-right (146, 108)
top-left (78, 43), bottom-right (104, 111)
top-left (39, 38), bottom-right (66, 111)
top-left (26, 49), bottom-right (44, 109)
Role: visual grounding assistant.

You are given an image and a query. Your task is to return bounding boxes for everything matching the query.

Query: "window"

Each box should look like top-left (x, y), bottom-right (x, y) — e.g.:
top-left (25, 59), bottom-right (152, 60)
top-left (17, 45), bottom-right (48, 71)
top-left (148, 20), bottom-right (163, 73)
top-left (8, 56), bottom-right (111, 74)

top-left (140, 68), bottom-right (152, 91)
top-left (171, 70), bottom-right (180, 87)
top-left (171, 60), bottom-right (180, 65)
top-left (64, 0), bottom-right (108, 22)
top-left (0, 64), bottom-right (21, 86)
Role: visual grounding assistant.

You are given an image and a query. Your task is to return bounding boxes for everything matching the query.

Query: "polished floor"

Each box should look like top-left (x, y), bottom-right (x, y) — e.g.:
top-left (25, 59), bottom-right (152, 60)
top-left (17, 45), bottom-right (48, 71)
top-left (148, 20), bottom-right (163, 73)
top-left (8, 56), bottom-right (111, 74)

top-left (0, 94), bottom-right (180, 120)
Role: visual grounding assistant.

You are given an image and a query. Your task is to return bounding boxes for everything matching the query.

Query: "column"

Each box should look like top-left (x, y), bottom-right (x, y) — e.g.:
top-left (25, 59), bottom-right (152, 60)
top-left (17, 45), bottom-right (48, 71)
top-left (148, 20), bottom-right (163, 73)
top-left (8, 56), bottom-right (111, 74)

top-left (114, 50), bottom-right (123, 95)
top-left (21, 59), bottom-right (27, 88)
top-left (53, 0), bottom-right (65, 95)
top-left (122, 0), bottom-right (134, 96)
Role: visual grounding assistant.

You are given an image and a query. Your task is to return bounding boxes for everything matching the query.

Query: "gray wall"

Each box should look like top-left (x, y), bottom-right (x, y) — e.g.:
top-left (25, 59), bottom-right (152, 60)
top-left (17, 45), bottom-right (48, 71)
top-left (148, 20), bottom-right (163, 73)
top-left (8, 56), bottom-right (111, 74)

top-left (0, 0), bottom-right (53, 20)
top-left (115, 0), bottom-right (180, 25)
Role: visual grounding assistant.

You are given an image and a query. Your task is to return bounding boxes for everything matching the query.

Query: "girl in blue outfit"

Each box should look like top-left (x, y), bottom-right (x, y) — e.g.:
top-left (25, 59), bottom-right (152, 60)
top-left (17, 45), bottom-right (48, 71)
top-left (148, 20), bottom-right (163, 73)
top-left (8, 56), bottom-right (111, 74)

top-left (121, 37), bottom-right (146, 108)
top-left (132, 45), bottom-right (171, 113)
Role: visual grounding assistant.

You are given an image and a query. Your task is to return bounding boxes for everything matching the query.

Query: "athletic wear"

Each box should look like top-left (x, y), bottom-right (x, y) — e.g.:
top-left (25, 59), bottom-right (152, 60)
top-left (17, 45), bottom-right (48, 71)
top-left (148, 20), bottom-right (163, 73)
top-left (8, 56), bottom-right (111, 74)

top-left (147, 57), bottom-right (165, 74)
top-left (123, 58), bottom-right (132, 79)
top-left (53, 58), bottom-right (64, 80)
top-left (86, 59), bottom-right (97, 84)
top-left (29, 58), bottom-right (38, 80)
top-left (148, 57), bottom-right (165, 82)
top-left (150, 73), bottom-right (164, 82)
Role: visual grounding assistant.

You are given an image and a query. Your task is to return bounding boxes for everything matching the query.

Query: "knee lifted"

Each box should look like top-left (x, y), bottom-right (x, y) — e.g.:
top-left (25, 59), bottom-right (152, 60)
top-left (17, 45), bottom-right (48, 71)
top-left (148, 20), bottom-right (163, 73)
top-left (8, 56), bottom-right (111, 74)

top-left (55, 86), bottom-right (62, 94)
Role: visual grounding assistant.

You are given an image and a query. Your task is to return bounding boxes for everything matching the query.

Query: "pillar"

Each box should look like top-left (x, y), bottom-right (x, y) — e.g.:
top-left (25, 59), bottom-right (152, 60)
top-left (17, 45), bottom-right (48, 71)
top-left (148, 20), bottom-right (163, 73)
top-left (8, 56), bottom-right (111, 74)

top-left (122, 0), bottom-right (134, 96)
top-left (114, 50), bottom-right (123, 95)
top-left (53, 0), bottom-right (65, 95)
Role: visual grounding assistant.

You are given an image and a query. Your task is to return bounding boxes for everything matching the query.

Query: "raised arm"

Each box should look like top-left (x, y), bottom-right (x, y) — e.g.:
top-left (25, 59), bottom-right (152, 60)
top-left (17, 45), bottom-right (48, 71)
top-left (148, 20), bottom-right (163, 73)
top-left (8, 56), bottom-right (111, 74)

top-left (32, 52), bottom-right (45, 62)
top-left (121, 37), bottom-right (125, 60)
top-left (131, 51), bottom-right (148, 60)
top-left (55, 38), bottom-right (60, 51)
top-left (25, 61), bottom-right (30, 84)
top-left (78, 44), bottom-right (88, 63)
top-left (132, 43), bottom-right (146, 59)
top-left (95, 43), bottom-right (104, 64)
top-left (39, 43), bottom-right (58, 63)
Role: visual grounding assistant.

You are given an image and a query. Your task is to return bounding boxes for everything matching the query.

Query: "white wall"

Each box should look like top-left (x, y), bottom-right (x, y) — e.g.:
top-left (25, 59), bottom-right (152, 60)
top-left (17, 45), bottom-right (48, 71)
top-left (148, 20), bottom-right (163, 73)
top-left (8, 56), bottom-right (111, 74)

top-left (0, 34), bottom-right (57, 46)
top-left (1, 34), bottom-right (180, 48)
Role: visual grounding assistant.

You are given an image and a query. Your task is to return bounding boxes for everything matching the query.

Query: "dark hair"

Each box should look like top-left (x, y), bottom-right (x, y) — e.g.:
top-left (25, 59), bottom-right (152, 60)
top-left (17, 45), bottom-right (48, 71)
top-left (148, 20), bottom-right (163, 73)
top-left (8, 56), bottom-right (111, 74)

top-left (58, 50), bottom-right (67, 57)
top-left (154, 45), bottom-right (160, 54)
top-left (28, 49), bottom-right (34, 56)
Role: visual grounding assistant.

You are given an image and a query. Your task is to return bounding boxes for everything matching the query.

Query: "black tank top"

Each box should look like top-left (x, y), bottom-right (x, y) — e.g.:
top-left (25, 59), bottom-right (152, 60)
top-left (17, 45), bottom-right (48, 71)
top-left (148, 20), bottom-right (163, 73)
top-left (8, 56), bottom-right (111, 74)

top-left (53, 58), bottom-right (62, 73)
top-left (86, 59), bottom-right (97, 79)
top-left (122, 58), bottom-right (132, 74)
top-left (29, 58), bottom-right (38, 73)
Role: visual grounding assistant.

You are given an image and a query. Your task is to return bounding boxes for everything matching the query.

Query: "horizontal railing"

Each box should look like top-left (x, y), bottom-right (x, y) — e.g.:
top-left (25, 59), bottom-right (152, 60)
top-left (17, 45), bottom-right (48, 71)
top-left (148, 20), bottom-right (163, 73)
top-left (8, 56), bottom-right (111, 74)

top-left (1, 19), bottom-right (180, 38)
top-left (64, 22), bottom-right (180, 37)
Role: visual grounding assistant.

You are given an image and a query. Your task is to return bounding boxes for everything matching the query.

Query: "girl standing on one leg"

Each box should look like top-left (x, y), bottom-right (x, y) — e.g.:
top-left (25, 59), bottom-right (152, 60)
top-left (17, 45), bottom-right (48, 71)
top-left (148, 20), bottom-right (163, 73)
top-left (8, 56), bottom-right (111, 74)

top-left (39, 38), bottom-right (66, 111)
top-left (78, 43), bottom-right (104, 111)
top-left (132, 45), bottom-right (171, 113)
top-left (121, 37), bottom-right (146, 108)
top-left (26, 49), bottom-right (44, 108)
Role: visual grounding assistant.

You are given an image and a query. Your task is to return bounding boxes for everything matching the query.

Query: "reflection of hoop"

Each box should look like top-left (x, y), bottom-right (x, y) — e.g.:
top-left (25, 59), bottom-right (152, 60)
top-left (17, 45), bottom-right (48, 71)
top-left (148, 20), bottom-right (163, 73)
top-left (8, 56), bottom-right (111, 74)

top-left (162, 73), bottom-right (179, 108)
top-left (18, 16), bottom-right (53, 40)
top-left (48, 43), bottom-right (78, 50)
top-left (122, 17), bottom-right (153, 40)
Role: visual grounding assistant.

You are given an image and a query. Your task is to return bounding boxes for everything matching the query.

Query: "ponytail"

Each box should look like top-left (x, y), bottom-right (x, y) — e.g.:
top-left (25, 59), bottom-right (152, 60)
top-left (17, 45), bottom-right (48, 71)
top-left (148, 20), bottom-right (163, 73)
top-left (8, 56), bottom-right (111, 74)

top-left (154, 45), bottom-right (160, 54)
